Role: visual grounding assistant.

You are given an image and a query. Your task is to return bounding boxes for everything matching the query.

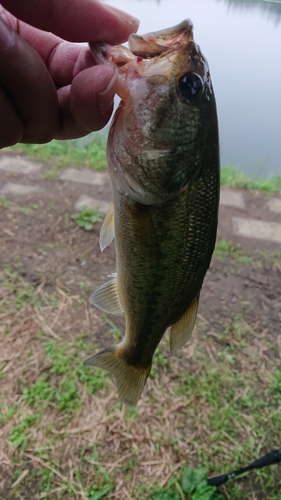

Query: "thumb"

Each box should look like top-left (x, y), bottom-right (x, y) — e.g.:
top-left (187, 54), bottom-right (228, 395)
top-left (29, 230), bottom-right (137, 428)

top-left (1, 0), bottom-right (139, 43)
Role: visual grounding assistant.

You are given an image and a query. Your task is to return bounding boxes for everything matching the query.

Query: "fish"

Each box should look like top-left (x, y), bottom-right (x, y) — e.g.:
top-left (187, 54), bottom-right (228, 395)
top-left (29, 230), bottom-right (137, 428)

top-left (84, 20), bottom-right (220, 406)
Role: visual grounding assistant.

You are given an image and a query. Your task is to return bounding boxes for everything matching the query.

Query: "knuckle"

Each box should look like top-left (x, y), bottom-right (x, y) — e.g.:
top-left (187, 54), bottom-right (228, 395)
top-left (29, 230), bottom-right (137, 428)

top-left (0, 125), bottom-right (23, 149)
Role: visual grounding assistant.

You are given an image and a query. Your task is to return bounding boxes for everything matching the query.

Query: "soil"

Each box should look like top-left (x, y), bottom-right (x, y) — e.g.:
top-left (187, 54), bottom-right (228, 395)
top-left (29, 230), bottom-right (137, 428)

top-left (0, 155), bottom-right (281, 500)
top-left (1, 160), bottom-right (280, 337)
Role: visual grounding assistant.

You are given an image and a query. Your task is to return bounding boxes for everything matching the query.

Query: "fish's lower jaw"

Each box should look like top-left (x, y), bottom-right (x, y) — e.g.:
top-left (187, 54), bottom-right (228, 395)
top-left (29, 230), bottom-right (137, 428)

top-left (84, 346), bottom-right (151, 406)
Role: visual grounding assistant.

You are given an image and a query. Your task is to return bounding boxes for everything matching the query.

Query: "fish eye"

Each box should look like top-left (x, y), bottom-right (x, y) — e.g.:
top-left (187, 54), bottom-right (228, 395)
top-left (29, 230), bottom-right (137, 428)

top-left (178, 72), bottom-right (203, 102)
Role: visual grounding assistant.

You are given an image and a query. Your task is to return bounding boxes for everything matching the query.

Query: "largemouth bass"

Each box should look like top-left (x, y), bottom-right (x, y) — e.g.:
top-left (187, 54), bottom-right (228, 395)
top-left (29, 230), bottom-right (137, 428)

top-left (84, 20), bottom-right (220, 406)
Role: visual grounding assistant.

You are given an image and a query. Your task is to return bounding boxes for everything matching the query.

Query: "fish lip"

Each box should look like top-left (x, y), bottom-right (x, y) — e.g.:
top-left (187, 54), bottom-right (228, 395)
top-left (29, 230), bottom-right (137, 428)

top-left (128, 19), bottom-right (194, 58)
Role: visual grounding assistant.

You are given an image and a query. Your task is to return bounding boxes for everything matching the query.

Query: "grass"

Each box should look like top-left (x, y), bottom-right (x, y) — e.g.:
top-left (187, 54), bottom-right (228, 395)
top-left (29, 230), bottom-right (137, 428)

top-left (221, 165), bottom-right (281, 192)
top-left (214, 238), bottom-right (281, 269)
top-left (1, 163), bottom-right (281, 498)
top-left (1, 261), bottom-right (281, 499)
top-left (151, 466), bottom-right (225, 500)
top-left (2, 138), bottom-right (281, 192)
top-left (2, 133), bottom-right (108, 178)
top-left (72, 207), bottom-right (103, 231)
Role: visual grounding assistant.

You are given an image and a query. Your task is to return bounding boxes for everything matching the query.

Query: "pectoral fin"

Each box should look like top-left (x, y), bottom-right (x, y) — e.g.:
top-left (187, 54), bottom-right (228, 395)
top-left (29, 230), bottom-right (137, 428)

top-left (170, 293), bottom-right (200, 354)
top-left (89, 275), bottom-right (123, 315)
top-left (100, 203), bottom-right (114, 252)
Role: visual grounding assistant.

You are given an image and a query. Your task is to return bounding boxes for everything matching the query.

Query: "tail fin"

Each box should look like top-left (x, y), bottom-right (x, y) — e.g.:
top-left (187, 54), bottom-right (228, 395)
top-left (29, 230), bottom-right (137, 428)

top-left (84, 346), bottom-right (151, 406)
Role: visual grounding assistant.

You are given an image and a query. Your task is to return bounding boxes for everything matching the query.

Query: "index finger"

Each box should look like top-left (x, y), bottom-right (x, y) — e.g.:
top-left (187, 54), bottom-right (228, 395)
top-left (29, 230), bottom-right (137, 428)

top-left (1, 0), bottom-right (139, 44)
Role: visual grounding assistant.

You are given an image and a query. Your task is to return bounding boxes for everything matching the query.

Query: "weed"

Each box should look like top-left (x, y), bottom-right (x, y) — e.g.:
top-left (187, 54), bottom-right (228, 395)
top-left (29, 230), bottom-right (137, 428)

top-left (42, 165), bottom-right (60, 179)
top-left (72, 207), bottom-right (102, 231)
top-left (213, 239), bottom-right (256, 264)
top-left (44, 341), bottom-right (108, 395)
top-left (22, 376), bottom-right (55, 407)
top-left (34, 467), bottom-right (54, 493)
top-left (56, 380), bottom-right (79, 411)
top-left (10, 414), bottom-right (37, 448)
top-left (18, 204), bottom-right (38, 216)
top-left (0, 404), bottom-right (17, 425)
top-left (150, 346), bottom-right (169, 378)
top-left (2, 268), bottom-right (43, 309)
top-left (273, 370), bottom-right (281, 392)
top-left (15, 286), bottom-right (41, 309)
top-left (0, 196), bottom-right (9, 208)
top-left (87, 485), bottom-right (114, 500)
top-left (152, 492), bottom-right (180, 500)
top-left (152, 466), bottom-right (224, 500)
top-left (105, 317), bottom-right (123, 341)
top-left (44, 341), bottom-right (70, 374)
top-left (86, 446), bottom-right (114, 495)
top-left (270, 370), bottom-right (281, 405)
top-left (20, 339), bottom-right (108, 415)
top-left (75, 364), bottom-right (107, 396)
top-left (214, 239), bottom-right (241, 258)
top-left (221, 165), bottom-right (281, 192)
top-left (236, 255), bottom-right (254, 264)
top-left (4, 134), bottom-right (108, 171)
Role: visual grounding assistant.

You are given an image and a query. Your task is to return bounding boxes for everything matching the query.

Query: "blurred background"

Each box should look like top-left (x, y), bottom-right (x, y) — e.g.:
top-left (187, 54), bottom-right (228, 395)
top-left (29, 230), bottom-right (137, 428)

top-left (102, 0), bottom-right (281, 178)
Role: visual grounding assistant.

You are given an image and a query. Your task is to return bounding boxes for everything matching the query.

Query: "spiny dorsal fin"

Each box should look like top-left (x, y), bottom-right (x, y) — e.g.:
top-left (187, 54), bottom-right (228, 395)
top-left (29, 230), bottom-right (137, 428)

top-left (100, 203), bottom-right (114, 252)
top-left (89, 275), bottom-right (123, 315)
top-left (84, 345), bottom-right (151, 406)
top-left (170, 293), bottom-right (200, 354)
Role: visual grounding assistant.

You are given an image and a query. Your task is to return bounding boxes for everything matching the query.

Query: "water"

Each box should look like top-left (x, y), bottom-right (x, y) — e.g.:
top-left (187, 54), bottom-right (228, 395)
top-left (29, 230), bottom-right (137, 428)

top-left (103, 0), bottom-right (281, 178)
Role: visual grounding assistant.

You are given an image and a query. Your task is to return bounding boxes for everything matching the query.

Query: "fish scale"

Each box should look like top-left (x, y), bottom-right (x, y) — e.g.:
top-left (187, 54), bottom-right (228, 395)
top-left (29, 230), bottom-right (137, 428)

top-left (85, 20), bottom-right (220, 406)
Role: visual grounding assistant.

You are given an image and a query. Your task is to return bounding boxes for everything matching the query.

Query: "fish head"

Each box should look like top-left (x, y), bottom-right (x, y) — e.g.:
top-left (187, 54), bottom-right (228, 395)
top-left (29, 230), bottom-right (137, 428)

top-left (90, 20), bottom-right (218, 204)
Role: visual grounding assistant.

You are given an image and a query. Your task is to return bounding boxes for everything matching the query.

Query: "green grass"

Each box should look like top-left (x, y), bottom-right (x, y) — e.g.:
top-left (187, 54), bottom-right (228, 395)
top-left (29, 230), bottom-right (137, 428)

top-left (3, 134), bottom-right (108, 176)
top-left (10, 414), bottom-right (37, 448)
top-left (2, 268), bottom-right (43, 310)
top-left (72, 207), bottom-right (103, 231)
top-left (151, 467), bottom-right (223, 500)
top-left (214, 239), bottom-right (241, 259)
top-left (3, 138), bottom-right (281, 192)
top-left (214, 238), bottom-right (255, 264)
top-left (1, 225), bottom-right (281, 499)
top-left (20, 340), bottom-right (109, 414)
top-left (221, 165), bottom-right (281, 192)
top-left (214, 239), bottom-right (281, 268)
top-left (0, 195), bottom-right (10, 208)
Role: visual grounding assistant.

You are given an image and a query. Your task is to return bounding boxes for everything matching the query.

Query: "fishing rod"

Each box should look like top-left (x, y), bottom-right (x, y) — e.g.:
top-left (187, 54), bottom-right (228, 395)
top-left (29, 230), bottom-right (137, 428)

top-left (207, 448), bottom-right (281, 487)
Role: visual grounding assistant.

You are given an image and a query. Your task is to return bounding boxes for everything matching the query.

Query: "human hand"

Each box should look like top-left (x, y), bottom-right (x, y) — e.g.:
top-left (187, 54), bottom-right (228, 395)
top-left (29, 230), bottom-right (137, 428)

top-left (0, 0), bottom-right (139, 148)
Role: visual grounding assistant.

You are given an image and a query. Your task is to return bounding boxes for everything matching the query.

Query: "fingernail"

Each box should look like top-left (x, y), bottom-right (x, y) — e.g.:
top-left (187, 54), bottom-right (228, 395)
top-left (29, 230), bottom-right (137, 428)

top-left (106, 5), bottom-right (139, 30)
top-left (98, 69), bottom-right (118, 115)
top-left (120, 15), bottom-right (139, 32)
top-left (0, 19), bottom-right (16, 50)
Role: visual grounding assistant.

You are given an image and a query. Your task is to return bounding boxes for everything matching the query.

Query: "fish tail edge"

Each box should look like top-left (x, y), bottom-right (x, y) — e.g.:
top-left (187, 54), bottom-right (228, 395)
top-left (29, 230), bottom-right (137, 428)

top-left (84, 346), bottom-right (151, 406)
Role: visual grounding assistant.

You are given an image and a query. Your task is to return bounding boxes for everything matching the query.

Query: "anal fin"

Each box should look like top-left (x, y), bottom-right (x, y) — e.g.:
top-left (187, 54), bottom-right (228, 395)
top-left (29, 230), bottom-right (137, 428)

top-left (84, 346), bottom-right (151, 406)
top-left (170, 293), bottom-right (200, 354)
top-left (100, 203), bottom-right (114, 252)
top-left (90, 275), bottom-right (123, 315)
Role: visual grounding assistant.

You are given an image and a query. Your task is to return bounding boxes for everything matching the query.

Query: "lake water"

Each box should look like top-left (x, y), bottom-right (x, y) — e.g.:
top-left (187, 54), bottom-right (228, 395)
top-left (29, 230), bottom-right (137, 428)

top-left (104, 0), bottom-right (281, 178)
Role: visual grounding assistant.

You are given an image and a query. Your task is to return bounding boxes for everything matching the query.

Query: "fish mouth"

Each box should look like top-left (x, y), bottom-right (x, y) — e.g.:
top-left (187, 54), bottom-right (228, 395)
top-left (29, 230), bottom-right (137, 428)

top-left (89, 20), bottom-right (194, 101)
top-left (127, 19), bottom-right (193, 58)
